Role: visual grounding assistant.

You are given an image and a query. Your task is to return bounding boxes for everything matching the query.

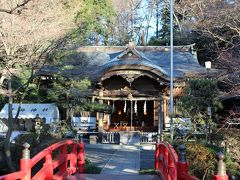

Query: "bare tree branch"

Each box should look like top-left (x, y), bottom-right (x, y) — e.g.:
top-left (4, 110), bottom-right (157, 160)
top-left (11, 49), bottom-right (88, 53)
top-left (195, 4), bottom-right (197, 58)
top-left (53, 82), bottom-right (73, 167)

top-left (0, 0), bottom-right (32, 14)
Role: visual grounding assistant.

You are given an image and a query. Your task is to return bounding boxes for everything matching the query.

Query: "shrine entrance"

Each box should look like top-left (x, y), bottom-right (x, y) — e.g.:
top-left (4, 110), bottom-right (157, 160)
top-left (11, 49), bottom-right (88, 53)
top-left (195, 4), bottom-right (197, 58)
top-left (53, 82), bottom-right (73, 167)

top-left (110, 100), bottom-right (154, 131)
top-left (95, 72), bottom-right (167, 132)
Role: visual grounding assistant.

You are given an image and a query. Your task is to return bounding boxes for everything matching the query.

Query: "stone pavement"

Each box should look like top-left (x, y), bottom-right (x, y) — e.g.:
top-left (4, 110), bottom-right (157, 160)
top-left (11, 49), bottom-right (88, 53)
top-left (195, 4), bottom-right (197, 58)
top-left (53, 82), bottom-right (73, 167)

top-left (71, 132), bottom-right (159, 180)
top-left (100, 145), bottom-right (140, 175)
top-left (140, 148), bottom-right (155, 170)
top-left (119, 131), bottom-right (140, 145)
top-left (85, 146), bottom-right (117, 170)
top-left (100, 132), bottom-right (140, 175)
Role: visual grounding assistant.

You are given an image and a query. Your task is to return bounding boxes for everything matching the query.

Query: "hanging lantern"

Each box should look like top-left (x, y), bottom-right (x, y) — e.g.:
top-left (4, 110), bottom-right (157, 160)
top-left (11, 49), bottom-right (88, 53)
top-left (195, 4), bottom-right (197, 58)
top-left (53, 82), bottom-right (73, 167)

top-left (144, 101), bottom-right (147, 115)
top-left (124, 100), bottom-right (127, 113)
top-left (118, 110), bottom-right (122, 115)
top-left (134, 101), bottom-right (137, 113)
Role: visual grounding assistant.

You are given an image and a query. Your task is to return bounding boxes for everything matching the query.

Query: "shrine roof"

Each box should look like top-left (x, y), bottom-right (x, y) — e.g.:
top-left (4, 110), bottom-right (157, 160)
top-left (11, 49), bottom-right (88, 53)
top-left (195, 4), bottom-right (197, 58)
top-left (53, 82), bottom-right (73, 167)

top-left (76, 44), bottom-right (207, 78)
top-left (38, 44), bottom-right (207, 81)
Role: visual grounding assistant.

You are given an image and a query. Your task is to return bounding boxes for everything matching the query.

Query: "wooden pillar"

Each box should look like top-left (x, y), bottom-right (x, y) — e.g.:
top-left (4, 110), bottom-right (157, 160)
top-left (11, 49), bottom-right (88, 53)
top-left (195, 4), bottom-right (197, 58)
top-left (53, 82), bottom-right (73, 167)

top-left (158, 93), bottom-right (163, 141)
top-left (163, 97), bottom-right (168, 130)
top-left (153, 100), bottom-right (159, 129)
top-left (98, 88), bottom-right (104, 104)
top-left (97, 89), bottom-right (104, 132)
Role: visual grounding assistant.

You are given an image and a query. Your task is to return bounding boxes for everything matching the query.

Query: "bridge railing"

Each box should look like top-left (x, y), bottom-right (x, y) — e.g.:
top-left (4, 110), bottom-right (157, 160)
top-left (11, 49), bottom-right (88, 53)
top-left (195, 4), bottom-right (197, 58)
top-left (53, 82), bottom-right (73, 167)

top-left (155, 142), bottom-right (181, 180)
top-left (0, 139), bottom-right (84, 180)
top-left (155, 142), bottom-right (229, 180)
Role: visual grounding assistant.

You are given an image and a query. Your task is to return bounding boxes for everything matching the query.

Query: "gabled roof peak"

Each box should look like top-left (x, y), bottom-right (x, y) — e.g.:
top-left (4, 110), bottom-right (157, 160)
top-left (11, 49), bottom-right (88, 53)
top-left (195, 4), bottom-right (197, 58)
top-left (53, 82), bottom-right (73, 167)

top-left (112, 40), bottom-right (151, 62)
top-left (127, 39), bottom-right (135, 50)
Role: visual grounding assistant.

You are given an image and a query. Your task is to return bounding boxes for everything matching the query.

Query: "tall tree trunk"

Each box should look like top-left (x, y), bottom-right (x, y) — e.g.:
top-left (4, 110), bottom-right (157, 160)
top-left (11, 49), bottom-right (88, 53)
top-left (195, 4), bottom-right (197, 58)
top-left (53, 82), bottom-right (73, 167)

top-left (130, 3), bottom-right (134, 40)
top-left (3, 78), bottom-right (16, 172)
top-left (3, 69), bottom-right (33, 172)
top-left (141, 29), bottom-right (145, 46)
top-left (95, 30), bottom-right (100, 46)
top-left (156, 1), bottom-right (159, 39)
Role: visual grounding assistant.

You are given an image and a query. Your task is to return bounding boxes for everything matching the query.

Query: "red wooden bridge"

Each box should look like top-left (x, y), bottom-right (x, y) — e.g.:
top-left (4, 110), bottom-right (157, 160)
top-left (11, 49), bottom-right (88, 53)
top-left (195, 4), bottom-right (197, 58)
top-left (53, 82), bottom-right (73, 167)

top-left (0, 140), bottom-right (229, 180)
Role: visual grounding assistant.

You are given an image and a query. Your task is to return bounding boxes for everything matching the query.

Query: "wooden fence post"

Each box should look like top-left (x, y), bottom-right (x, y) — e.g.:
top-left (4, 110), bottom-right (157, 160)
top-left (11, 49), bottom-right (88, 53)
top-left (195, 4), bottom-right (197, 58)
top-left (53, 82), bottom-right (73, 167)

top-left (212, 152), bottom-right (228, 180)
top-left (20, 143), bottom-right (31, 180)
top-left (177, 144), bottom-right (188, 180)
top-left (77, 141), bottom-right (84, 173)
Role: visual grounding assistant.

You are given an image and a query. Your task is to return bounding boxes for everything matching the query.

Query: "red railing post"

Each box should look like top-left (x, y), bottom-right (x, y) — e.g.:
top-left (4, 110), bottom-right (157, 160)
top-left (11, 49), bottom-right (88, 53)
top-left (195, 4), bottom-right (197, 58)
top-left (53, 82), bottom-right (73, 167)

top-left (159, 143), bottom-right (164, 172)
top-left (59, 145), bottom-right (68, 173)
top-left (69, 143), bottom-right (77, 174)
top-left (0, 140), bottom-right (85, 180)
top-left (163, 146), bottom-right (169, 179)
top-left (20, 143), bottom-right (31, 180)
top-left (44, 150), bottom-right (53, 180)
top-left (155, 143), bottom-right (159, 169)
top-left (168, 148), bottom-right (177, 180)
top-left (212, 152), bottom-right (228, 180)
top-left (177, 144), bottom-right (188, 180)
top-left (77, 141), bottom-right (84, 173)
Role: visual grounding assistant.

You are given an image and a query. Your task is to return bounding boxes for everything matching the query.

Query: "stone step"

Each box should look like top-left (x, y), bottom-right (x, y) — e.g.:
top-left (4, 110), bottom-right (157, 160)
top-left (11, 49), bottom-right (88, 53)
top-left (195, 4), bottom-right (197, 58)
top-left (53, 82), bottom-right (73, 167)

top-left (120, 131), bottom-right (140, 145)
top-left (67, 174), bottom-right (160, 180)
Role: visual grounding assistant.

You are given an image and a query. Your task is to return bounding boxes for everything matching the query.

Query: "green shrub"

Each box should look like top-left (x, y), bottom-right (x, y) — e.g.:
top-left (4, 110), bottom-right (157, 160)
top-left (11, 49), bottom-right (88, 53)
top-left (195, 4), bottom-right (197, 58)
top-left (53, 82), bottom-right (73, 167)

top-left (184, 142), bottom-right (215, 179)
top-left (139, 169), bottom-right (157, 175)
top-left (174, 139), bottom-right (240, 179)
top-left (211, 128), bottom-right (240, 178)
top-left (84, 158), bottom-right (101, 174)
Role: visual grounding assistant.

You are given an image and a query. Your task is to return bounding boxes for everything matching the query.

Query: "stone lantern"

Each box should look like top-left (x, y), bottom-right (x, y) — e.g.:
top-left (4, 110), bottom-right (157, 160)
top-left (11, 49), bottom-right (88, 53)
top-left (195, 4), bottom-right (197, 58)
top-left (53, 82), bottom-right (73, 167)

top-left (34, 114), bottom-right (43, 141)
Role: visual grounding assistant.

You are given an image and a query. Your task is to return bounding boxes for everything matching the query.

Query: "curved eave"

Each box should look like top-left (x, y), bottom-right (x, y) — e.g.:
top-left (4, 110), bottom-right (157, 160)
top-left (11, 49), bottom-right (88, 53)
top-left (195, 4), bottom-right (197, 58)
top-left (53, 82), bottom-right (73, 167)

top-left (98, 59), bottom-right (170, 82)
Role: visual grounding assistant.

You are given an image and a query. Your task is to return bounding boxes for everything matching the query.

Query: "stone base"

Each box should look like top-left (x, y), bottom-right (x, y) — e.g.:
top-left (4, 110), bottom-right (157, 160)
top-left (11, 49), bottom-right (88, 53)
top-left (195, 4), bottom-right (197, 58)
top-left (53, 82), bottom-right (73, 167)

top-left (89, 135), bottom-right (98, 144)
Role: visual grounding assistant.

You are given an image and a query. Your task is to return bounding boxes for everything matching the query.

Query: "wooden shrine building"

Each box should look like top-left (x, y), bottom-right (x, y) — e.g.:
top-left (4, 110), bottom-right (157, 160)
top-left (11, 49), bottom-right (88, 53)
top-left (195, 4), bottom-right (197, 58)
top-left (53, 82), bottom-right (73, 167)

top-left (39, 42), bottom-right (207, 132)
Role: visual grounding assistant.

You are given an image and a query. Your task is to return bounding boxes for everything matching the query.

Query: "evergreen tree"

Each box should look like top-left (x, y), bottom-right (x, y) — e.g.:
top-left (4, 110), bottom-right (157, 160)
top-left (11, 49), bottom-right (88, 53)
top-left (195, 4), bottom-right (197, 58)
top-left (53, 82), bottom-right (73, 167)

top-left (75, 0), bottom-right (116, 45)
top-left (149, 1), bottom-right (193, 46)
top-left (180, 79), bottom-right (222, 126)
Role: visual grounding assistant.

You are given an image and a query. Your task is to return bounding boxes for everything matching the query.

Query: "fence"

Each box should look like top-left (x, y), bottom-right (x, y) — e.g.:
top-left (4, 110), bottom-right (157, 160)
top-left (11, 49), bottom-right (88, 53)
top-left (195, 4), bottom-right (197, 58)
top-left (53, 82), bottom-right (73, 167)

top-left (0, 140), bottom-right (84, 180)
top-left (140, 132), bottom-right (158, 144)
top-left (98, 132), bottom-right (120, 144)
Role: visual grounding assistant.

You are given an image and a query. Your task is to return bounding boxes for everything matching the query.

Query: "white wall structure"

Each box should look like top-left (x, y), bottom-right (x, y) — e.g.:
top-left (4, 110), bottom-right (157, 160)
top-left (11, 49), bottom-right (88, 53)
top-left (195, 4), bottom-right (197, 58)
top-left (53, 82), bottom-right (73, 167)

top-left (0, 103), bottom-right (60, 124)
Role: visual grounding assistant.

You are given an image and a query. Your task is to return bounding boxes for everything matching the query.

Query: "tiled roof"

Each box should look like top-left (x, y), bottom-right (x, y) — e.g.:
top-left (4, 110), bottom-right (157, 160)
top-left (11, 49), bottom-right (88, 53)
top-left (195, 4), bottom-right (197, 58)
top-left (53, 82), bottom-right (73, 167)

top-left (38, 44), bottom-right (207, 81)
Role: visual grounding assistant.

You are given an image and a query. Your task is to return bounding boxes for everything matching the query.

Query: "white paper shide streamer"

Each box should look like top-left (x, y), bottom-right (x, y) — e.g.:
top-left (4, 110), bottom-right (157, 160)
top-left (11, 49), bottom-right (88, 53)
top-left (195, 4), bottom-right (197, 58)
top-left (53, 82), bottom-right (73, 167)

top-left (134, 101), bottom-right (137, 113)
top-left (144, 101), bottom-right (147, 115)
top-left (124, 100), bottom-right (127, 113)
